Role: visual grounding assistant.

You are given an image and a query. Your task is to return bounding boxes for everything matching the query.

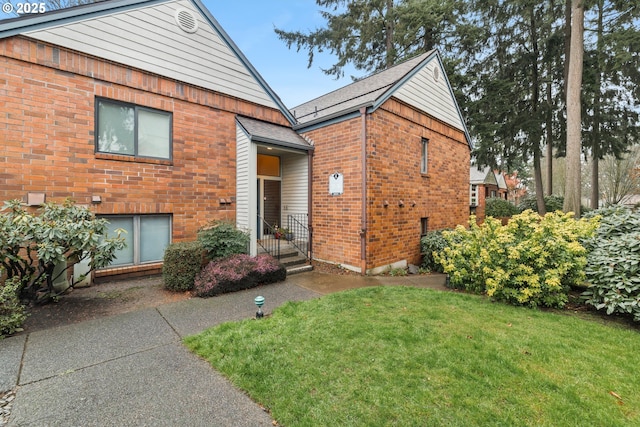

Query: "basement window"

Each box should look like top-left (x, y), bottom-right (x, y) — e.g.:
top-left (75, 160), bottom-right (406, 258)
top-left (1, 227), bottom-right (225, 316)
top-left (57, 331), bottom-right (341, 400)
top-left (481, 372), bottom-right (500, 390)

top-left (100, 215), bottom-right (171, 266)
top-left (420, 217), bottom-right (429, 237)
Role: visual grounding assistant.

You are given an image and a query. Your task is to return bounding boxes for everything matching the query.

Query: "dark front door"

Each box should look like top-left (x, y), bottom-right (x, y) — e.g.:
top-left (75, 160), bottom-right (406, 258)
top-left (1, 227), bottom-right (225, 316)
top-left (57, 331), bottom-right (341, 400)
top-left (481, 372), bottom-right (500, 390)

top-left (263, 179), bottom-right (281, 233)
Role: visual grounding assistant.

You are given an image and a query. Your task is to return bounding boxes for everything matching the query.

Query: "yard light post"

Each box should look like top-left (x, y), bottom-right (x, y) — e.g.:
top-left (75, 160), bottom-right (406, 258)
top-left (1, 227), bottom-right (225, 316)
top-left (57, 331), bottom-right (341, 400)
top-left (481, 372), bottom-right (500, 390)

top-left (254, 295), bottom-right (265, 319)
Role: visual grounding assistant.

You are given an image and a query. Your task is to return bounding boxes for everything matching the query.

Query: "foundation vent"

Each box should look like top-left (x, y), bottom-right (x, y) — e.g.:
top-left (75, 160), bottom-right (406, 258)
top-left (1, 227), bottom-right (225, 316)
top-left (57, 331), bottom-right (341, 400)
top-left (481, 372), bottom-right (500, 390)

top-left (175, 8), bottom-right (198, 34)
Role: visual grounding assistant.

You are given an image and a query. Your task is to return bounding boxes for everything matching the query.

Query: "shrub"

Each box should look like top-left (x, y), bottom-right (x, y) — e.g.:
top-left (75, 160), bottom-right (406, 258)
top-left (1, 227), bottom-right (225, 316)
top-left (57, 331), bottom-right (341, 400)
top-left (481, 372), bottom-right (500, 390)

top-left (582, 206), bottom-right (640, 320)
top-left (1, 276), bottom-right (28, 338)
top-left (0, 199), bottom-right (125, 303)
top-left (517, 195), bottom-right (565, 213)
top-left (197, 221), bottom-right (250, 261)
top-left (435, 211), bottom-right (599, 308)
top-left (420, 230), bottom-right (448, 273)
top-left (162, 240), bottom-right (205, 292)
top-left (194, 254), bottom-right (286, 298)
top-left (485, 198), bottom-right (519, 218)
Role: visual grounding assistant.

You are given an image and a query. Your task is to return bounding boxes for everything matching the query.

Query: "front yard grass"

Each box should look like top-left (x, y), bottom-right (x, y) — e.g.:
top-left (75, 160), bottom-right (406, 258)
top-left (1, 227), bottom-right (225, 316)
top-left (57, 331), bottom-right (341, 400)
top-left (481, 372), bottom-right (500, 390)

top-left (184, 286), bottom-right (640, 426)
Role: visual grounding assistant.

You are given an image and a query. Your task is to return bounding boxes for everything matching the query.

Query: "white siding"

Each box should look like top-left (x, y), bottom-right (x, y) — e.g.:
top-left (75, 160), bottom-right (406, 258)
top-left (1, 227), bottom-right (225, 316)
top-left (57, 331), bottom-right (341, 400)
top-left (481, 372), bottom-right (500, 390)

top-left (236, 124), bottom-right (257, 255)
top-left (25, 0), bottom-right (278, 109)
top-left (281, 152), bottom-right (308, 227)
top-left (393, 57), bottom-right (464, 131)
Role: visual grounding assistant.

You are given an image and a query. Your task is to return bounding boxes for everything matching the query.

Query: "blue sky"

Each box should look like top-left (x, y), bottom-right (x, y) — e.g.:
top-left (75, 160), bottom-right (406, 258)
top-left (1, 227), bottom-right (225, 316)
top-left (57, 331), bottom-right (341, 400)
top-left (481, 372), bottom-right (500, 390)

top-left (204, 0), bottom-right (358, 108)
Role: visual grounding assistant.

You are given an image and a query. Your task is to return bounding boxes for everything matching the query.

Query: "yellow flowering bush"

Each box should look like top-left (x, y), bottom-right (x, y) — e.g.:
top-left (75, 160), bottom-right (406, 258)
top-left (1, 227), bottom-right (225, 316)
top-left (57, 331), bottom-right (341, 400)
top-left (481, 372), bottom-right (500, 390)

top-left (435, 210), bottom-right (599, 308)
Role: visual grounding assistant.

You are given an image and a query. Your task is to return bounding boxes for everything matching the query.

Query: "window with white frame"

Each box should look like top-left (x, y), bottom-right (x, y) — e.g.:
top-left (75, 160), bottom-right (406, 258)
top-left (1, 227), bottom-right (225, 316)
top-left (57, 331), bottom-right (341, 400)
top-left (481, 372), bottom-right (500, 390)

top-left (101, 215), bottom-right (171, 267)
top-left (96, 98), bottom-right (172, 160)
top-left (420, 138), bottom-right (428, 174)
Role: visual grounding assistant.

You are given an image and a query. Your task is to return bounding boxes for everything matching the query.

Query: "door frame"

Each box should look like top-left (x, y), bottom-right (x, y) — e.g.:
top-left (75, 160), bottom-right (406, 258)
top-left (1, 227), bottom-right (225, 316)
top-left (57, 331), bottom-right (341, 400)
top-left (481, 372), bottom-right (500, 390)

top-left (257, 175), bottom-right (282, 239)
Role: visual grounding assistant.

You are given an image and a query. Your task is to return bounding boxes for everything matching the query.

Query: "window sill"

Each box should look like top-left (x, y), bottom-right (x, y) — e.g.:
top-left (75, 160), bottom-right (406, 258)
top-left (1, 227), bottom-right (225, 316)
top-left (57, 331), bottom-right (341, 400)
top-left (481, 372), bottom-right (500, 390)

top-left (421, 173), bottom-right (430, 178)
top-left (95, 153), bottom-right (172, 166)
top-left (95, 262), bottom-right (163, 278)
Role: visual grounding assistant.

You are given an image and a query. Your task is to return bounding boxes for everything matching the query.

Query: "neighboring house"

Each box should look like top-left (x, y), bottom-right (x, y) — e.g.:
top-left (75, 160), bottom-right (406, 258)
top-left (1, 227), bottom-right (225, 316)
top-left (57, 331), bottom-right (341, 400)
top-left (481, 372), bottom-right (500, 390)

top-left (0, 0), bottom-right (470, 278)
top-left (470, 165), bottom-right (499, 222)
top-left (496, 171), bottom-right (508, 200)
top-left (294, 52), bottom-right (471, 273)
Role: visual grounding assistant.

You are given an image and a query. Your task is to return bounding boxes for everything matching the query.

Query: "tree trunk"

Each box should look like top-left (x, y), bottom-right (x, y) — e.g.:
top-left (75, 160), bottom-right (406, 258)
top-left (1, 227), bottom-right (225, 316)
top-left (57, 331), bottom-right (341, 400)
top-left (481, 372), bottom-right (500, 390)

top-left (564, 0), bottom-right (584, 216)
top-left (385, 0), bottom-right (394, 68)
top-left (590, 0), bottom-right (604, 210)
top-left (534, 147), bottom-right (547, 215)
top-left (546, 61), bottom-right (554, 196)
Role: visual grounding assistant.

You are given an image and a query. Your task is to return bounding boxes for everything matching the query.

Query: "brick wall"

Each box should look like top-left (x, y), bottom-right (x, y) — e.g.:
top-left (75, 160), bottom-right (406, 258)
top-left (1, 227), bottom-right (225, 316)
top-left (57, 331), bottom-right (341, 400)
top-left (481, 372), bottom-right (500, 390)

top-left (304, 98), bottom-right (470, 273)
top-left (367, 99), bottom-right (470, 270)
top-left (0, 36), bottom-right (289, 278)
top-left (304, 117), bottom-right (364, 270)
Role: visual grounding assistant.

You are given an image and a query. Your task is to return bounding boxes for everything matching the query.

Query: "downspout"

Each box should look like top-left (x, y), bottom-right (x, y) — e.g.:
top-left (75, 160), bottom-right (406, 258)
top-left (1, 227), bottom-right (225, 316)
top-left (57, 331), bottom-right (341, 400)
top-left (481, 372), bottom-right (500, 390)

top-left (307, 149), bottom-right (313, 261)
top-left (359, 107), bottom-right (367, 275)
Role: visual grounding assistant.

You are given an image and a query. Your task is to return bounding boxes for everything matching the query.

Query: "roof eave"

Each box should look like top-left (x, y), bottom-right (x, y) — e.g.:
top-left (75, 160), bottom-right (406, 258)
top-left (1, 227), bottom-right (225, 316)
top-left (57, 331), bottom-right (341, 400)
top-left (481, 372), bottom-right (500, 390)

top-left (293, 102), bottom-right (373, 131)
top-left (252, 136), bottom-right (314, 152)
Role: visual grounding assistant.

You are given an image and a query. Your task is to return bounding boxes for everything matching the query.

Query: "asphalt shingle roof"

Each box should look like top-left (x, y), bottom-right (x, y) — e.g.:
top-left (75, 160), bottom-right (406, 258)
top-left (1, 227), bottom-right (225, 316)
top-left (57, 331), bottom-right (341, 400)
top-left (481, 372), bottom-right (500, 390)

top-left (236, 116), bottom-right (313, 150)
top-left (292, 51), bottom-right (434, 125)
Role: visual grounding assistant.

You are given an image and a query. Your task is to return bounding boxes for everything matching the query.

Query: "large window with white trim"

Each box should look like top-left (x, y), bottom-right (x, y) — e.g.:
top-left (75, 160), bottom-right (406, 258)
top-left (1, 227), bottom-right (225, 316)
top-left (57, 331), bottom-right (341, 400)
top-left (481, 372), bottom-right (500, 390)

top-left (96, 98), bottom-right (172, 160)
top-left (102, 215), bottom-right (171, 266)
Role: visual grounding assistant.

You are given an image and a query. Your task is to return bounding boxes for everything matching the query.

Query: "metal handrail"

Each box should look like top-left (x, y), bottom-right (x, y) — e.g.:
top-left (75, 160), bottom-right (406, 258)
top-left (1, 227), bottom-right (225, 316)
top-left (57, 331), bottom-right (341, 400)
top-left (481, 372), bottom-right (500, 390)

top-left (286, 214), bottom-right (309, 259)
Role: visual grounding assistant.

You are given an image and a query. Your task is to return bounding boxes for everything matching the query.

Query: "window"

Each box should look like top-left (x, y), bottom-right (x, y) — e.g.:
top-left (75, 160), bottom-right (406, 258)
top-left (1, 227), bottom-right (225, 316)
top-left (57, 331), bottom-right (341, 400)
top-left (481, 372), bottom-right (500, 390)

top-left (420, 138), bottom-right (428, 174)
top-left (257, 154), bottom-right (281, 177)
top-left (420, 217), bottom-right (429, 237)
top-left (102, 215), bottom-right (171, 267)
top-left (96, 98), bottom-right (172, 160)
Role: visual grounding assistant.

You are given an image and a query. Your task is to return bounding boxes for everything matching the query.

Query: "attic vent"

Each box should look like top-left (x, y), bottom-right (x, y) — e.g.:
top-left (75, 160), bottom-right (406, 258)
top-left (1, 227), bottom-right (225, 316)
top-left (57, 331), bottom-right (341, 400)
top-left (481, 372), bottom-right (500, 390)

top-left (175, 8), bottom-right (198, 34)
top-left (433, 67), bottom-right (440, 82)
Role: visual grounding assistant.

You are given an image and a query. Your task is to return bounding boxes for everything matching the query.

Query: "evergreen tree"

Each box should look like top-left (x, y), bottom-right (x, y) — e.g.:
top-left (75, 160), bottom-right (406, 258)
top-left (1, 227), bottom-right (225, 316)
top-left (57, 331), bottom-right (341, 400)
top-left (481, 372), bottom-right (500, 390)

top-left (274, 0), bottom-right (467, 79)
top-left (582, 0), bottom-right (640, 208)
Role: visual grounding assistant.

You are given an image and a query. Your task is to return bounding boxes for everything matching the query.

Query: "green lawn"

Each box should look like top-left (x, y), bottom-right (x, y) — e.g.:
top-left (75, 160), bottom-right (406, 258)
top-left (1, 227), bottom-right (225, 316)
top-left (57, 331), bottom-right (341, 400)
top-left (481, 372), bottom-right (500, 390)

top-left (184, 287), bottom-right (640, 427)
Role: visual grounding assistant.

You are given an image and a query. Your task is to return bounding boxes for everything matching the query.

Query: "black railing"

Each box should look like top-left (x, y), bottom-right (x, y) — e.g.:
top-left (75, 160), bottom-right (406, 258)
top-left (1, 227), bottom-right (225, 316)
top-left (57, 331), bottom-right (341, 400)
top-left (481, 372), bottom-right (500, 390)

top-left (286, 214), bottom-right (309, 258)
top-left (257, 214), bottom-right (309, 261)
top-left (257, 217), bottom-right (283, 259)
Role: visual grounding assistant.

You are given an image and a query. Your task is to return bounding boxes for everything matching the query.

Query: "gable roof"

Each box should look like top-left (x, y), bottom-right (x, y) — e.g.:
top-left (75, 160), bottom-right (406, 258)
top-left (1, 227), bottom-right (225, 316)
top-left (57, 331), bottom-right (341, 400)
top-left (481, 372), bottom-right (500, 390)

top-left (0, 0), bottom-right (296, 124)
top-left (293, 51), bottom-right (471, 147)
top-left (236, 116), bottom-right (313, 151)
top-left (470, 165), bottom-right (498, 186)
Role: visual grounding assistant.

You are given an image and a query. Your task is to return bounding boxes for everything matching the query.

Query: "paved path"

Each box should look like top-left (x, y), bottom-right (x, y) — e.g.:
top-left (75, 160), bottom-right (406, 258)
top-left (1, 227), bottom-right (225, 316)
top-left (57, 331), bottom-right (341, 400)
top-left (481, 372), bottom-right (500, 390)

top-left (0, 271), bottom-right (447, 426)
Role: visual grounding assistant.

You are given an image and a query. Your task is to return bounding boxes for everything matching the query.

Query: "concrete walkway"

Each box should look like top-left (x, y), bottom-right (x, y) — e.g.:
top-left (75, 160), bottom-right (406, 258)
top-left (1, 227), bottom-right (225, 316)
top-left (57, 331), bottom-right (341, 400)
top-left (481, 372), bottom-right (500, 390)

top-left (0, 271), bottom-right (447, 426)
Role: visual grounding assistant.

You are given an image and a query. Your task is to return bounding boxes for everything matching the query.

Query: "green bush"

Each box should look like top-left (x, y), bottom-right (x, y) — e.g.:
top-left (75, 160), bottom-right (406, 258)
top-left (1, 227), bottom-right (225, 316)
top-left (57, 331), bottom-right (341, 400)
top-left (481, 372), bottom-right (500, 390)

top-left (420, 230), bottom-right (448, 273)
top-left (1, 276), bottom-right (28, 338)
top-left (193, 254), bottom-right (286, 298)
top-left (197, 221), bottom-right (250, 261)
top-left (0, 199), bottom-right (125, 303)
top-left (162, 241), bottom-right (205, 292)
top-left (435, 210), bottom-right (599, 308)
top-left (517, 195), bottom-right (565, 213)
top-left (582, 206), bottom-right (640, 320)
top-left (485, 198), bottom-right (519, 218)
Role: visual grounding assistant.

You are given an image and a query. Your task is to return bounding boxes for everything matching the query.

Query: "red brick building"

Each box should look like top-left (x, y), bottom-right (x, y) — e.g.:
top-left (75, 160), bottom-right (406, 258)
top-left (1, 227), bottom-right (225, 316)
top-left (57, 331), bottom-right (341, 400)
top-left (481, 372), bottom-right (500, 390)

top-left (1, 0), bottom-right (470, 278)
top-left (295, 52), bottom-right (471, 273)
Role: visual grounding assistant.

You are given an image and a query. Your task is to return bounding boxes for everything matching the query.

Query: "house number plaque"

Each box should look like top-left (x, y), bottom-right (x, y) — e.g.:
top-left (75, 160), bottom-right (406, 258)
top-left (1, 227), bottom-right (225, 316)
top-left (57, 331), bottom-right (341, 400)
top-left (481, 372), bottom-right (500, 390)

top-left (329, 172), bottom-right (343, 196)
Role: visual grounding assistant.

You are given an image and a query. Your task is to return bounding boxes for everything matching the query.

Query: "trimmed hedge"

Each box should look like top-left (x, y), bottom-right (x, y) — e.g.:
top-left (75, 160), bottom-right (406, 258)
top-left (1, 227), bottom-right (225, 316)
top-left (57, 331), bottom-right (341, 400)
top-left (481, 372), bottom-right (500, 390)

top-left (162, 240), bottom-right (205, 292)
top-left (194, 254), bottom-right (286, 298)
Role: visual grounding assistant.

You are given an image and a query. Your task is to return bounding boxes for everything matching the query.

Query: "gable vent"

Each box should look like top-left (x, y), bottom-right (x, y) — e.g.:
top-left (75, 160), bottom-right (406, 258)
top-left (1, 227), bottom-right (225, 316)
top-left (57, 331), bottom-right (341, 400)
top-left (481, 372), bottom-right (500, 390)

top-left (175, 8), bottom-right (198, 34)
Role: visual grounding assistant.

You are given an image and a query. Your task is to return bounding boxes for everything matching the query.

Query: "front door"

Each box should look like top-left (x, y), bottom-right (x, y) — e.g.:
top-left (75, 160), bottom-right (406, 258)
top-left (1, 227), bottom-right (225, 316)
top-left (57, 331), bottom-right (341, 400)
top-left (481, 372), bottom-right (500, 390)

top-left (258, 178), bottom-right (281, 237)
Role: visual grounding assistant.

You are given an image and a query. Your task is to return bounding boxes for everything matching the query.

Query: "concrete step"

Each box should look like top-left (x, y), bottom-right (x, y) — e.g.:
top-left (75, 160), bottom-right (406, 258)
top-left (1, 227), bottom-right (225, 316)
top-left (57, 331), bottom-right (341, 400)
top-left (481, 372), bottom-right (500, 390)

top-left (287, 264), bottom-right (313, 275)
